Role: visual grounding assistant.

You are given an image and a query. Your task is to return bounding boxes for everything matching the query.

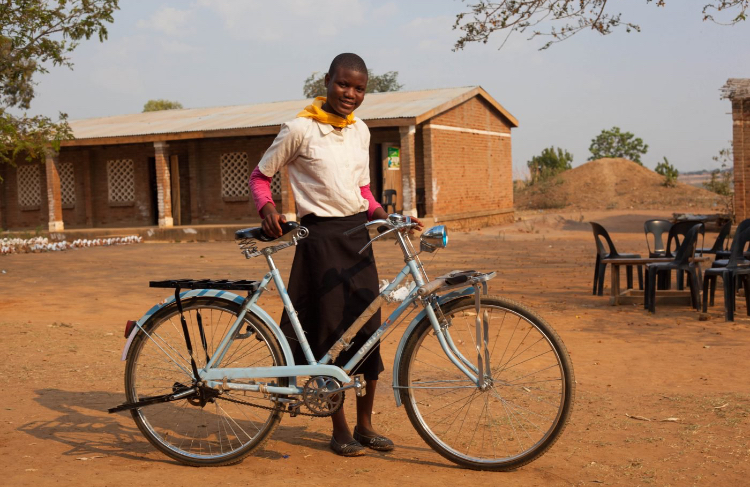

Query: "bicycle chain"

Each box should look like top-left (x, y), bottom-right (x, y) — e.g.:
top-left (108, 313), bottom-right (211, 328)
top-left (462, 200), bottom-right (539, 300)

top-left (215, 393), bottom-right (334, 417)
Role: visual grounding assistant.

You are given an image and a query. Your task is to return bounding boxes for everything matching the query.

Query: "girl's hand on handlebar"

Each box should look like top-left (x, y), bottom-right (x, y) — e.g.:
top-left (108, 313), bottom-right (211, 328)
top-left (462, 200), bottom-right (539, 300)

top-left (260, 204), bottom-right (286, 238)
top-left (410, 216), bottom-right (424, 233)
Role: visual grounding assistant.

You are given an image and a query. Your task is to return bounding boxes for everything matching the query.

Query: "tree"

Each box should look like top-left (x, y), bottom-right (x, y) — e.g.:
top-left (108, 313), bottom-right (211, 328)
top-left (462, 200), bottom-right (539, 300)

top-left (527, 146), bottom-right (573, 184)
top-left (453, 1), bottom-right (749, 51)
top-left (655, 156), bottom-right (679, 187)
top-left (588, 127), bottom-right (648, 164)
top-left (1, 0), bottom-right (119, 166)
top-left (303, 70), bottom-right (404, 98)
top-left (143, 99), bottom-right (184, 112)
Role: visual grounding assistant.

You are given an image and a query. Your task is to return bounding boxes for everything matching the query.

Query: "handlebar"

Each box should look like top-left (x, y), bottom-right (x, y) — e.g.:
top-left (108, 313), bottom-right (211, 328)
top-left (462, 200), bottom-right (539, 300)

top-left (344, 214), bottom-right (419, 254)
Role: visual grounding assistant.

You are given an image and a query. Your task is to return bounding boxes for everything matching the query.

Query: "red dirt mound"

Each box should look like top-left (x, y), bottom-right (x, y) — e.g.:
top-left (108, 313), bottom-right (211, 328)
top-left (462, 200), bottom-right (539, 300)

top-left (515, 158), bottom-right (726, 211)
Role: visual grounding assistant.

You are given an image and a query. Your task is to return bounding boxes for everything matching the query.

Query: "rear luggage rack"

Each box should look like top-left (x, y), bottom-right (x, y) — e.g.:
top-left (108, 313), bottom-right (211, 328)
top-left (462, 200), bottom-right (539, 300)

top-left (150, 279), bottom-right (260, 292)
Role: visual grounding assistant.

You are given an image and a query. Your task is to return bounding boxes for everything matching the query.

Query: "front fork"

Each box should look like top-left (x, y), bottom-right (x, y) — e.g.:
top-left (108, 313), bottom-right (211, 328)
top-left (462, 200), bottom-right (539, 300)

top-left (426, 282), bottom-right (491, 390)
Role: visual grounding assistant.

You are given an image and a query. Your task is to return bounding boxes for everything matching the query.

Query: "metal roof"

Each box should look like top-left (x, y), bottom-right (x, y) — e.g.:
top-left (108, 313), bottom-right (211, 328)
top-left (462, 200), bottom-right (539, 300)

top-left (67, 86), bottom-right (517, 143)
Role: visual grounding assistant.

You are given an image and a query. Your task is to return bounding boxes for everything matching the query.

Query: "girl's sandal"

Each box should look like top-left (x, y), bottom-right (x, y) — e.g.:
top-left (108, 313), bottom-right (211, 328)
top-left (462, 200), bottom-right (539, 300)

top-left (353, 426), bottom-right (395, 451)
top-left (329, 436), bottom-right (366, 457)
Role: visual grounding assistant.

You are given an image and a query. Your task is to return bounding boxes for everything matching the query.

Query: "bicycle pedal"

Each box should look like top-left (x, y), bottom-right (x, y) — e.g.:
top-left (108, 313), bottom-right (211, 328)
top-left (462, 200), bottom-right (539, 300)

top-left (354, 375), bottom-right (366, 397)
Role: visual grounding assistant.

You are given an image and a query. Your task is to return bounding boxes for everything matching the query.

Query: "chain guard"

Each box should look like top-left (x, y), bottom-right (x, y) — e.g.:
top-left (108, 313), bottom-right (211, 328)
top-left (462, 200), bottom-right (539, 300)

top-left (302, 376), bottom-right (345, 417)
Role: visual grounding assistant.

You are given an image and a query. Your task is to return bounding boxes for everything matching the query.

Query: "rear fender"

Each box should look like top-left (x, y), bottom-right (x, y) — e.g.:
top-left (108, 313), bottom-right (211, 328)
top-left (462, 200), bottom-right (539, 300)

top-left (120, 290), bottom-right (294, 366)
top-left (391, 287), bottom-right (476, 406)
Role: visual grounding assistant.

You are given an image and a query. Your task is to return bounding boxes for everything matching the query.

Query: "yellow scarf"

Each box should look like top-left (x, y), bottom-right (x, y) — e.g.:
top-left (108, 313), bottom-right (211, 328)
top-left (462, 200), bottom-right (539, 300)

top-left (296, 96), bottom-right (356, 128)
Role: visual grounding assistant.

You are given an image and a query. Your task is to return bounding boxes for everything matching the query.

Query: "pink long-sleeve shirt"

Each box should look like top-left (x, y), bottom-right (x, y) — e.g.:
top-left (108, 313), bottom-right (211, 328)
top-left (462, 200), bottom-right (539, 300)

top-left (249, 166), bottom-right (382, 220)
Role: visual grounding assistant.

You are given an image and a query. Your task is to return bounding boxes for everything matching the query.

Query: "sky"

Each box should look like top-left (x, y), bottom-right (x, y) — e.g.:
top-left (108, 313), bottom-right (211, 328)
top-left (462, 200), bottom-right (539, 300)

top-left (25, 0), bottom-right (750, 178)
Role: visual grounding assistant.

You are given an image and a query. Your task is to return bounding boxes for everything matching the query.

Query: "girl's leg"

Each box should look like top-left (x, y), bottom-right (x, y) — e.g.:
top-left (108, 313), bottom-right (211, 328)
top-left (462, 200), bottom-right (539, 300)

top-left (355, 379), bottom-right (378, 435)
top-left (331, 407), bottom-right (354, 443)
top-left (330, 379), bottom-right (379, 442)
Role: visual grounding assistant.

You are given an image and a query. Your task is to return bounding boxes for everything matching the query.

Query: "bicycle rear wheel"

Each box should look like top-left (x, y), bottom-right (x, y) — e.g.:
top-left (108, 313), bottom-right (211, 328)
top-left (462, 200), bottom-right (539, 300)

top-left (398, 295), bottom-right (574, 470)
top-left (124, 296), bottom-right (287, 466)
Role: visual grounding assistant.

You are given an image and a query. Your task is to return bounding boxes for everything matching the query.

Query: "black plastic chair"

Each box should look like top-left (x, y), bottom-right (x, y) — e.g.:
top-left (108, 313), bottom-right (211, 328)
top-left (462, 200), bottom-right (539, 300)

top-left (590, 222), bottom-right (644, 296)
top-left (715, 219), bottom-right (750, 261)
top-left (698, 220), bottom-right (731, 256)
top-left (383, 189), bottom-right (397, 214)
top-left (644, 219), bottom-right (672, 258)
top-left (702, 226), bottom-right (750, 321)
top-left (665, 221), bottom-right (705, 290)
top-left (644, 224), bottom-right (702, 314)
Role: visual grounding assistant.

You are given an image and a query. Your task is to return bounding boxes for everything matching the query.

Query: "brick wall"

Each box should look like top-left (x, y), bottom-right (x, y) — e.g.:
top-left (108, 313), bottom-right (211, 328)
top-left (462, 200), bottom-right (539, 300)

top-left (424, 97), bottom-right (514, 225)
top-left (1, 158), bottom-right (49, 230)
top-left (172, 136), bottom-right (276, 224)
top-left (734, 98), bottom-right (750, 221)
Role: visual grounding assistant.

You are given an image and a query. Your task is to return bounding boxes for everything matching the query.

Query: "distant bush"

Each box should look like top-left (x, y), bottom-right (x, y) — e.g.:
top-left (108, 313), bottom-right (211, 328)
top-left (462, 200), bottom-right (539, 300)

top-left (527, 146), bottom-right (573, 184)
top-left (703, 148), bottom-right (733, 197)
top-left (655, 157), bottom-right (679, 187)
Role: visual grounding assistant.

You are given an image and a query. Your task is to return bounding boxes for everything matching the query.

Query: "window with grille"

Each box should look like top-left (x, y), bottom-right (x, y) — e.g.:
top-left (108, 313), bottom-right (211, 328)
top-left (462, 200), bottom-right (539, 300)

top-left (271, 172), bottom-right (281, 197)
top-left (220, 152), bottom-right (250, 200)
top-left (107, 159), bottom-right (135, 204)
top-left (17, 164), bottom-right (41, 209)
top-left (60, 162), bottom-right (76, 208)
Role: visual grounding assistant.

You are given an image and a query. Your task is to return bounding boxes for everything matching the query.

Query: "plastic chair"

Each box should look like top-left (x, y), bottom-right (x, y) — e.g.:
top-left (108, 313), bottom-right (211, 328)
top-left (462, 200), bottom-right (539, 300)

top-left (644, 224), bottom-right (702, 314)
top-left (665, 221), bottom-right (705, 290)
top-left (590, 222), bottom-right (644, 296)
top-left (383, 189), bottom-right (397, 214)
top-left (698, 220), bottom-right (731, 256)
top-left (715, 219), bottom-right (750, 261)
top-left (644, 219), bottom-right (672, 258)
top-left (702, 226), bottom-right (750, 321)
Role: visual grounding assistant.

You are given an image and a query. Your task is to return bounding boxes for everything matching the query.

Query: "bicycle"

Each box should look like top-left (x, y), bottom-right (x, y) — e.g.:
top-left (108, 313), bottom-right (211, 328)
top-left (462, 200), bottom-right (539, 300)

top-left (109, 214), bottom-right (575, 471)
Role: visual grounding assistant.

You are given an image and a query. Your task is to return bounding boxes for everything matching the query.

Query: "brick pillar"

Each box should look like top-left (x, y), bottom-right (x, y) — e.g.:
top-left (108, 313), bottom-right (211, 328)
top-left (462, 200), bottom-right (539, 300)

top-left (422, 124), bottom-right (435, 220)
top-left (188, 141), bottom-right (201, 223)
top-left (45, 150), bottom-right (64, 231)
top-left (280, 166), bottom-right (296, 221)
top-left (81, 150), bottom-right (94, 226)
top-left (0, 164), bottom-right (5, 230)
top-left (734, 98), bottom-right (750, 222)
top-left (399, 125), bottom-right (417, 217)
top-left (153, 142), bottom-right (174, 227)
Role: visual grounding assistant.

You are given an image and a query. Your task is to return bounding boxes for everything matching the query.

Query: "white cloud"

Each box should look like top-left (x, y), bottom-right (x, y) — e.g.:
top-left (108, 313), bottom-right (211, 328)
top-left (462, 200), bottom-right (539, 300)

top-left (137, 7), bottom-right (195, 36)
top-left (197, 0), bottom-right (366, 42)
top-left (160, 40), bottom-right (204, 55)
top-left (91, 65), bottom-right (145, 96)
top-left (372, 2), bottom-right (398, 19)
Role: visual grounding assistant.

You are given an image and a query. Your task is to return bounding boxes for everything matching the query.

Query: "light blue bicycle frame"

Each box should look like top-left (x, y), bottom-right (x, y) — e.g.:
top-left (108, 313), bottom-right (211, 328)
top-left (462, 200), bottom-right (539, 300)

top-left (151, 224), bottom-right (488, 402)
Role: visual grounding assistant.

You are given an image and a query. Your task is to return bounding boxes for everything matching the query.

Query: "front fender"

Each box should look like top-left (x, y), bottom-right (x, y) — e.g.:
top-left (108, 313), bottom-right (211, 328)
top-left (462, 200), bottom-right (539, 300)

top-left (120, 290), bottom-right (294, 367)
top-left (392, 287), bottom-right (476, 406)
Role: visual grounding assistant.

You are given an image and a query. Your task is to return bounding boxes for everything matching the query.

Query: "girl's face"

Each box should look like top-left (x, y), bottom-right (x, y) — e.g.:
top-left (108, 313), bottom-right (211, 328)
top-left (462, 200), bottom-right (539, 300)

top-left (324, 67), bottom-right (368, 117)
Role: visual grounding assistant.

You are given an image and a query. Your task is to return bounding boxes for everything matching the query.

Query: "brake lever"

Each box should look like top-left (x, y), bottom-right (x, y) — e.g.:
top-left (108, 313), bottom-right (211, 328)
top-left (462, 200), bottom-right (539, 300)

top-left (343, 222), bottom-right (368, 236)
top-left (357, 226), bottom-right (399, 254)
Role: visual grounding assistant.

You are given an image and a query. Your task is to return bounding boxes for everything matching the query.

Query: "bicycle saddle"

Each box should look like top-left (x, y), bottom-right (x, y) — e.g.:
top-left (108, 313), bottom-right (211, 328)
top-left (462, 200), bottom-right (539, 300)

top-left (235, 221), bottom-right (300, 242)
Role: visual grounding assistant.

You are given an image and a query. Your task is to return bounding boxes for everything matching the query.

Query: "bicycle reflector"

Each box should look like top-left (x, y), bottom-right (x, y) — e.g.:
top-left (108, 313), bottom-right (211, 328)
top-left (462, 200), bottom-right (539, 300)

top-left (420, 225), bottom-right (448, 253)
top-left (125, 320), bottom-right (137, 338)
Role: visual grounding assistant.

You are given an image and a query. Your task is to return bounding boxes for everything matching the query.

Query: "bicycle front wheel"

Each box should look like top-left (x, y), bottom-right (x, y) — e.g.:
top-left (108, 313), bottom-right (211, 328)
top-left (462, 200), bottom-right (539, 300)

top-left (124, 296), bottom-right (287, 466)
top-left (398, 295), bottom-right (575, 471)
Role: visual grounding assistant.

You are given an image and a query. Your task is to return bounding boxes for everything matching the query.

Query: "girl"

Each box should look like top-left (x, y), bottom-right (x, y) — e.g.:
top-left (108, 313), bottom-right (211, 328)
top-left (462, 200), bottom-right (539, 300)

top-left (250, 53), bottom-right (421, 457)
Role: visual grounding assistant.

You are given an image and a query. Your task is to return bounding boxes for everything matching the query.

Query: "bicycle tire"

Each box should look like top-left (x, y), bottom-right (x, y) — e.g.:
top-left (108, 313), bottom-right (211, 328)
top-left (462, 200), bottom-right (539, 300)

top-left (124, 296), bottom-right (287, 466)
top-left (398, 295), bottom-right (575, 471)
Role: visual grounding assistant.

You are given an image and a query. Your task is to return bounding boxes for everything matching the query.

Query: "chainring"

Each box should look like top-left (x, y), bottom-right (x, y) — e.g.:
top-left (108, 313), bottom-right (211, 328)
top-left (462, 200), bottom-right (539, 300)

top-left (302, 376), bottom-right (345, 417)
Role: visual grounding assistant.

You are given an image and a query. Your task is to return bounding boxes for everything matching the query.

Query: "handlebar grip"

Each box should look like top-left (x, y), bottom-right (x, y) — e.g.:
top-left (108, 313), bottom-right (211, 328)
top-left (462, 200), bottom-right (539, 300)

top-left (258, 221), bottom-right (299, 242)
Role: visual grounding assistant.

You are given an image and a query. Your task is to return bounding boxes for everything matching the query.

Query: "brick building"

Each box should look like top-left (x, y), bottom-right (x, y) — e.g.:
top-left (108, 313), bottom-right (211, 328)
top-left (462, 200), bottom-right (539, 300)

top-left (0, 87), bottom-right (518, 232)
top-left (723, 79), bottom-right (750, 221)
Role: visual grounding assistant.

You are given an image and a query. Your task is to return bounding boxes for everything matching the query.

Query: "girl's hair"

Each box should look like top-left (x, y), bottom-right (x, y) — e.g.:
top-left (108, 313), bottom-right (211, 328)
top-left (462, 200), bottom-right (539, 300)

top-left (328, 53), bottom-right (368, 76)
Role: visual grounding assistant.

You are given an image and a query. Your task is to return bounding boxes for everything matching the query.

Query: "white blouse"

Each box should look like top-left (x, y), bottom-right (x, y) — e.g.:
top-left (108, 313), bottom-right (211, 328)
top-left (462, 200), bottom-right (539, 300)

top-left (257, 116), bottom-right (371, 218)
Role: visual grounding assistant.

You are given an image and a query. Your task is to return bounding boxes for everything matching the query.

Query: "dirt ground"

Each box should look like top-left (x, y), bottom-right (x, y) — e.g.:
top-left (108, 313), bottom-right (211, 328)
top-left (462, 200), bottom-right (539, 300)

top-left (2, 208), bottom-right (749, 487)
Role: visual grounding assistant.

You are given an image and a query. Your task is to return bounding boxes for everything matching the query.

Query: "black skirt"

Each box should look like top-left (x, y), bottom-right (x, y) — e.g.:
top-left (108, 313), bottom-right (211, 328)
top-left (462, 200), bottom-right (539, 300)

top-left (279, 211), bottom-right (384, 380)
